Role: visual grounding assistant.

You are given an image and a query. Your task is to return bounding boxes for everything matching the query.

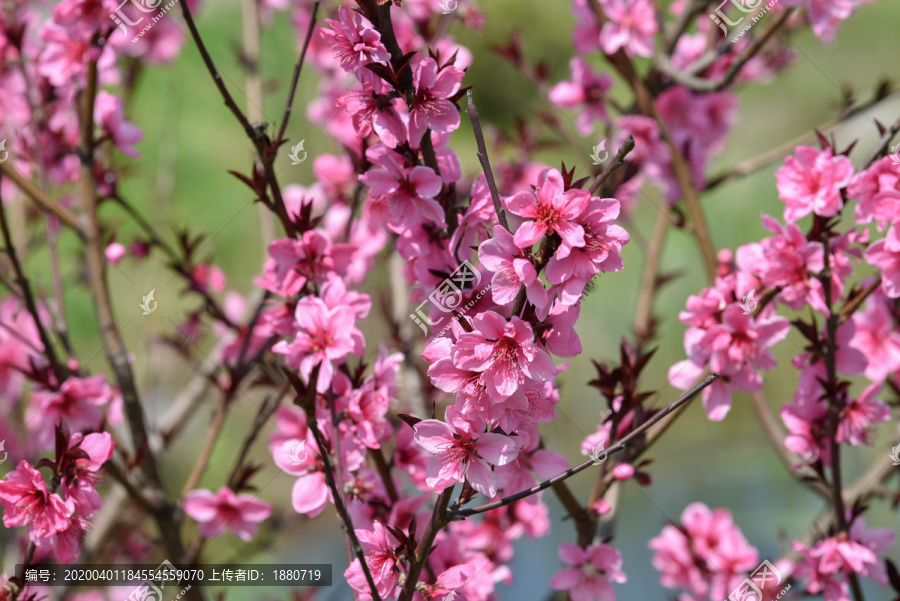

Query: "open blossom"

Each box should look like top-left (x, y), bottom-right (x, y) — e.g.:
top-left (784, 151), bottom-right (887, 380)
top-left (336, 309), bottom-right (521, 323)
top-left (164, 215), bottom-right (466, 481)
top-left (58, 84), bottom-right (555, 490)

top-left (736, 214), bottom-right (828, 315)
top-left (345, 522), bottom-right (404, 599)
top-left (864, 225), bottom-right (900, 298)
top-left (273, 295), bottom-right (365, 393)
top-left (835, 382), bottom-right (891, 446)
top-left (27, 375), bottom-right (117, 449)
top-left (62, 432), bottom-right (114, 518)
top-left (669, 300), bottom-right (789, 421)
top-left (320, 5), bottom-right (389, 74)
top-left (546, 197), bottom-right (629, 307)
top-left (451, 311), bottom-right (556, 398)
top-left (505, 167), bottom-right (589, 254)
top-left (408, 57), bottom-right (465, 147)
top-left (792, 515), bottom-right (895, 600)
top-left (337, 78), bottom-right (407, 148)
top-left (548, 57), bottom-right (613, 135)
top-left (413, 408), bottom-right (519, 497)
top-left (776, 146), bottom-right (854, 221)
top-left (848, 289), bottom-right (900, 381)
top-left (598, 0), bottom-right (657, 58)
top-left (94, 91), bottom-right (142, 157)
top-left (0, 461), bottom-right (74, 550)
top-left (549, 543), bottom-right (626, 601)
top-left (649, 503), bottom-right (758, 601)
top-left (782, 0), bottom-right (856, 42)
top-left (848, 156), bottom-right (900, 226)
top-left (184, 487), bottom-right (272, 541)
top-left (360, 145), bottom-right (445, 228)
top-left (478, 225), bottom-right (548, 308)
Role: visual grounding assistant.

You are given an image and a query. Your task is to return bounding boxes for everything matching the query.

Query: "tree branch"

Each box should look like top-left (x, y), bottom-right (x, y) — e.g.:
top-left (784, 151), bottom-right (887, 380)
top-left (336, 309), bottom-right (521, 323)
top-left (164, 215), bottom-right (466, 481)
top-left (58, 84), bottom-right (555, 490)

top-left (448, 375), bottom-right (719, 519)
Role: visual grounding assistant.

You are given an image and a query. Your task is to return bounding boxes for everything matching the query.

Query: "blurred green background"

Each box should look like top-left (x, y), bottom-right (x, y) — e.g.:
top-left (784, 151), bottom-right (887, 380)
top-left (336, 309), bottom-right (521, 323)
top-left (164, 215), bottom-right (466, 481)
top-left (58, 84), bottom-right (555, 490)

top-left (16, 0), bottom-right (900, 598)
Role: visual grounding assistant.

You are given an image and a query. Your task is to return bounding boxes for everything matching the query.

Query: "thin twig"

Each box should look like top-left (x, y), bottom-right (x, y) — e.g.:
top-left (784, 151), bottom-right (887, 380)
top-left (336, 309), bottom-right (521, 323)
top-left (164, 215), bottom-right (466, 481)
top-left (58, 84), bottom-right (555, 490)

top-left (0, 161), bottom-right (84, 235)
top-left (588, 136), bottom-right (634, 195)
top-left (449, 375), bottom-right (719, 519)
top-left (466, 90), bottom-right (507, 231)
top-left (78, 58), bottom-right (197, 589)
top-left (0, 185), bottom-right (67, 382)
top-left (397, 487), bottom-right (454, 601)
top-left (275, 1), bottom-right (320, 145)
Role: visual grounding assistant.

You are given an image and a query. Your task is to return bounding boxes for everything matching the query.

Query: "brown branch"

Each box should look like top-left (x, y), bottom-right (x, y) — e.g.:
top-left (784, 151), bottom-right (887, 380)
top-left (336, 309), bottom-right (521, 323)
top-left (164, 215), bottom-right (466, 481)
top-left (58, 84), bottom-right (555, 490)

top-left (466, 90), bottom-right (508, 231)
top-left (180, 400), bottom-right (229, 497)
top-left (588, 136), bottom-right (634, 196)
top-left (179, 0), bottom-right (296, 238)
top-left (293, 365), bottom-right (383, 601)
top-left (0, 187), bottom-right (67, 382)
top-left (77, 59), bottom-right (198, 592)
top-left (275, 1), bottom-right (320, 145)
top-left (654, 8), bottom-right (796, 92)
top-left (0, 161), bottom-right (84, 235)
top-left (398, 487), bottom-right (454, 601)
top-left (633, 207), bottom-right (669, 343)
top-left (589, 0), bottom-right (716, 280)
top-left (449, 375), bottom-right (719, 519)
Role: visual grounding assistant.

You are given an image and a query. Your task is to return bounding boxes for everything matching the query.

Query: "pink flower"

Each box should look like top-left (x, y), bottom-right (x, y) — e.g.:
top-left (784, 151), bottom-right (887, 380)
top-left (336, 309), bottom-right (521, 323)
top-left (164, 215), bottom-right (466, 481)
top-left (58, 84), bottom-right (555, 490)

top-left (545, 197), bottom-right (629, 306)
top-left (27, 375), bottom-right (115, 449)
top-left (835, 382), bottom-right (891, 446)
top-left (104, 242), bottom-right (126, 264)
top-left (478, 225), bottom-right (547, 308)
top-left (183, 487), bottom-right (272, 541)
top-left (452, 311), bottom-right (556, 398)
top-left (736, 215), bottom-right (828, 315)
top-left (360, 145), bottom-right (445, 228)
top-left (783, 0), bottom-right (856, 41)
top-left (337, 79), bottom-right (407, 148)
top-left (320, 5), bottom-right (390, 74)
top-left (649, 503), bottom-right (758, 601)
top-left (548, 57), bottom-right (613, 135)
top-left (598, 0), bottom-right (657, 58)
top-left (345, 522), bottom-right (404, 599)
top-left (505, 167), bottom-right (589, 253)
top-left (776, 146), bottom-right (854, 221)
top-left (848, 290), bottom-right (900, 381)
top-left (408, 57), bottom-right (464, 147)
top-left (793, 516), bottom-right (895, 600)
top-left (273, 296), bottom-right (365, 393)
top-left (62, 432), bottom-right (114, 518)
top-left (94, 91), bottom-right (142, 157)
top-left (413, 408), bottom-right (519, 497)
top-left (255, 231), bottom-right (352, 297)
top-left (0, 461), bottom-right (74, 549)
top-left (848, 156), bottom-right (900, 226)
top-left (669, 301), bottom-right (789, 421)
top-left (549, 543), bottom-right (626, 601)
top-left (865, 225), bottom-right (900, 298)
